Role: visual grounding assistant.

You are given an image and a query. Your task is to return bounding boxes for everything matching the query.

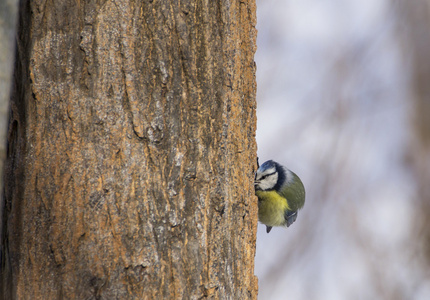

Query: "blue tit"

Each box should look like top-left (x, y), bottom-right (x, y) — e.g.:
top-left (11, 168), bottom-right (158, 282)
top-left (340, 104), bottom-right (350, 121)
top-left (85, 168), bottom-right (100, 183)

top-left (254, 160), bottom-right (305, 233)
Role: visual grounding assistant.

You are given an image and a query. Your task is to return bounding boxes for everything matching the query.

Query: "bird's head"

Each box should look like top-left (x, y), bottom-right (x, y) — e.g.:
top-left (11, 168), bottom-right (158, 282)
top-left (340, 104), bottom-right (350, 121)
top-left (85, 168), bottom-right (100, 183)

top-left (254, 160), bottom-right (285, 191)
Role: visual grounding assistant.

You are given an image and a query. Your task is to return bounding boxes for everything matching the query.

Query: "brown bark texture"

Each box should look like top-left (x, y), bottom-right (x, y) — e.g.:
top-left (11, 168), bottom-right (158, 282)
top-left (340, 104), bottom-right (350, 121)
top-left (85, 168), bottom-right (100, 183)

top-left (1, 0), bottom-right (258, 299)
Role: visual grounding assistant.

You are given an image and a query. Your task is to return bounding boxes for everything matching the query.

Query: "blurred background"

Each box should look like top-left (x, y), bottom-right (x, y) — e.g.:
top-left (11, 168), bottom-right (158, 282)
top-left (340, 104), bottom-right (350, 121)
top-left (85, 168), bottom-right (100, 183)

top-left (0, 0), bottom-right (17, 177)
top-left (255, 0), bottom-right (430, 299)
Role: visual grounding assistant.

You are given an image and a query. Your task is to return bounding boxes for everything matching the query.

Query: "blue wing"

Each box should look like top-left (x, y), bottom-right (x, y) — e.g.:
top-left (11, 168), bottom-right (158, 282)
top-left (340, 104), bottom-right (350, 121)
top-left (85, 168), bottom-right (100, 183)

top-left (285, 210), bottom-right (298, 227)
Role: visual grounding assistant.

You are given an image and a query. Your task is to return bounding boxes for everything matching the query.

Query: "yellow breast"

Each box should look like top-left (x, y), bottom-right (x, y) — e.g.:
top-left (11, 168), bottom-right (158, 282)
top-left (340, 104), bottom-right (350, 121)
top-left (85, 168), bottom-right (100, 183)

top-left (256, 190), bottom-right (290, 227)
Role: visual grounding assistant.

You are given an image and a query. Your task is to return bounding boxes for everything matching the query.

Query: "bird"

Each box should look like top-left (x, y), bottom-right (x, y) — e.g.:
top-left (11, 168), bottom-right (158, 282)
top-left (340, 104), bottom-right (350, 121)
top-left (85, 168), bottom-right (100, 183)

top-left (254, 160), bottom-right (305, 233)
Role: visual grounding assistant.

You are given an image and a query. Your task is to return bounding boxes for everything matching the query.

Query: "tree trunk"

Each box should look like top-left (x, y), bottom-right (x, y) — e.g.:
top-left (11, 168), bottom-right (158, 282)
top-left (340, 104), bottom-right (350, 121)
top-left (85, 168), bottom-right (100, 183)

top-left (1, 0), bottom-right (258, 299)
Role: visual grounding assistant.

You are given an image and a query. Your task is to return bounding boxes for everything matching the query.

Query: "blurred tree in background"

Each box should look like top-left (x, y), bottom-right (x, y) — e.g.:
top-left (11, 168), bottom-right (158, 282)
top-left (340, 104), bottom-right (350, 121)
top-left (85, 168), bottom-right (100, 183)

top-left (400, 0), bottom-right (430, 276)
top-left (0, 0), bottom-right (18, 192)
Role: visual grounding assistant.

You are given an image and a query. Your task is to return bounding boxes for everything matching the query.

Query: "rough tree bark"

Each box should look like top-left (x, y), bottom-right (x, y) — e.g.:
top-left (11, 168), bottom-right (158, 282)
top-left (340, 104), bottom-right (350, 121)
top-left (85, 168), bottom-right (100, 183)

top-left (1, 0), bottom-right (258, 299)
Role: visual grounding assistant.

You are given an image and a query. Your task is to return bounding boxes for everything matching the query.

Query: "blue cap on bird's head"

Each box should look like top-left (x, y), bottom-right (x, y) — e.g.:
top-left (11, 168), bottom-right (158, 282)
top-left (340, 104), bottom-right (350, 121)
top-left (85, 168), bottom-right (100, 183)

top-left (258, 160), bottom-right (277, 172)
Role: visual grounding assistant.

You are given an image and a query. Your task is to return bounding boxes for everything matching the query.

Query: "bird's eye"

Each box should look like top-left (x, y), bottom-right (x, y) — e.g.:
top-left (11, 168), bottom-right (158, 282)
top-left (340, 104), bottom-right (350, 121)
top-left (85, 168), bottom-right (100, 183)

top-left (260, 172), bottom-right (276, 181)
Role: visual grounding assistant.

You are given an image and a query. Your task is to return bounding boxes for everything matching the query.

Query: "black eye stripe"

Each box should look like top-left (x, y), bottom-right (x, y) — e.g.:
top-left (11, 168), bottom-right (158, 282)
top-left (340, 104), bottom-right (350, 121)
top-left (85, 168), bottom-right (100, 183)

top-left (260, 172), bottom-right (276, 180)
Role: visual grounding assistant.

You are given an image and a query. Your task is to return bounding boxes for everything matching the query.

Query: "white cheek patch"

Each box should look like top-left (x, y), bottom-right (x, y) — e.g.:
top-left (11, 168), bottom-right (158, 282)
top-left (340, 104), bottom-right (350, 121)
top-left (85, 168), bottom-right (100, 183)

top-left (255, 166), bottom-right (279, 190)
top-left (259, 173), bottom-right (278, 190)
